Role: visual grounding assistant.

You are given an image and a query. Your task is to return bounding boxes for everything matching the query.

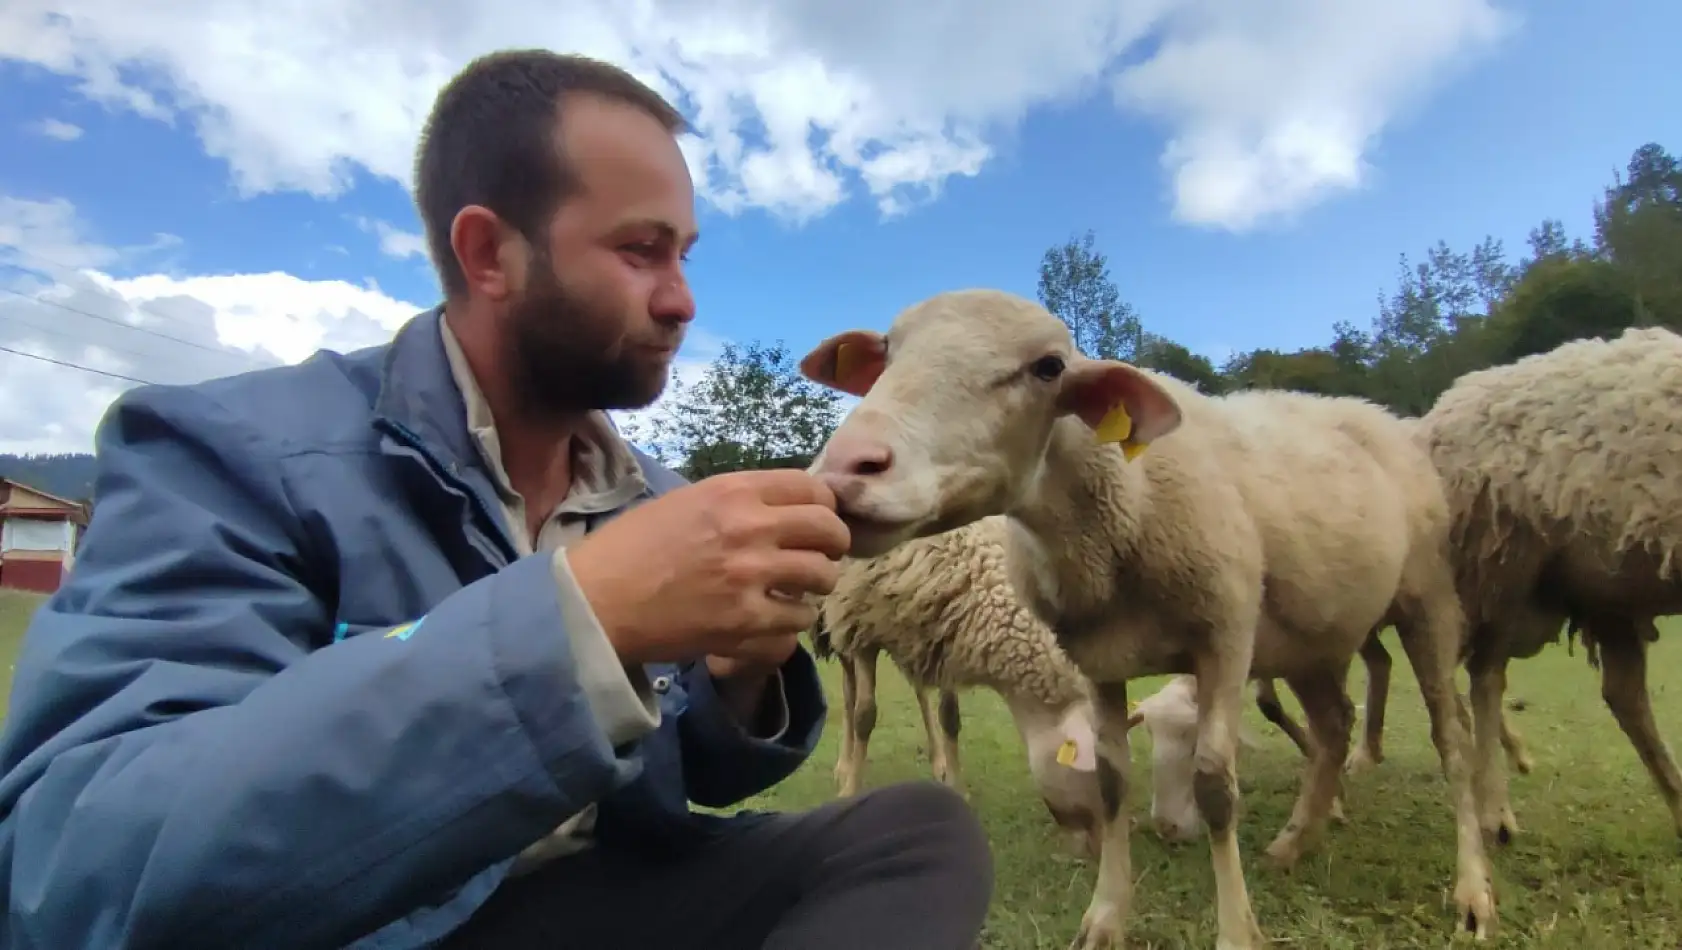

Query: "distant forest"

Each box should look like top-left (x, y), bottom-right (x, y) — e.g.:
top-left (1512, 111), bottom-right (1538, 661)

top-left (0, 453), bottom-right (97, 502)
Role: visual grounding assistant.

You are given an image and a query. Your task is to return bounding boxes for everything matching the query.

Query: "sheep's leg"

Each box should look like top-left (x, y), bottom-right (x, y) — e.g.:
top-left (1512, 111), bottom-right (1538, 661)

top-left (1192, 653), bottom-right (1266, 950)
top-left (1499, 708), bottom-right (1534, 776)
top-left (1345, 631), bottom-right (1392, 774)
top-left (912, 685), bottom-right (966, 797)
top-left (1394, 606), bottom-right (1496, 939)
top-left (1255, 679), bottom-right (1313, 756)
top-left (1467, 653), bottom-right (1519, 843)
top-left (1264, 666), bottom-right (1354, 868)
top-left (1260, 678), bottom-right (1346, 822)
top-left (937, 689), bottom-right (966, 798)
top-left (1594, 623), bottom-right (1682, 837)
top-left (1068, 681), bottom-right (1136, 950)
top-left (835, 646), bottom-right (880, 797)
top-left (832, 648), bottom-right (858, 795)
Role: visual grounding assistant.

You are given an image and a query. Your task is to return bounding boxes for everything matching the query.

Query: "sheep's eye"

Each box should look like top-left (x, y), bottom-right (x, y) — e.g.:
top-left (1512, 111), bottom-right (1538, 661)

top-left (1029, 355), bottom-right (1065, 381)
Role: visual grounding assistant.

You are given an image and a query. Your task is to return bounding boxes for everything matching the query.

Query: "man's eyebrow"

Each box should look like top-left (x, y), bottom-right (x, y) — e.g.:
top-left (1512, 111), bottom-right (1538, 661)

top-left (617, 218), bottom-right (701, 249)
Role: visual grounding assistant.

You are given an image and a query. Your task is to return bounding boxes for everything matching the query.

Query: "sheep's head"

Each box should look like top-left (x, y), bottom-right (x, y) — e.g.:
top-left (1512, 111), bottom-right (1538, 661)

top-left (1128, 675), bottom-right (1207, 844)
top-left (802, 288), bottom-right (1183, 559)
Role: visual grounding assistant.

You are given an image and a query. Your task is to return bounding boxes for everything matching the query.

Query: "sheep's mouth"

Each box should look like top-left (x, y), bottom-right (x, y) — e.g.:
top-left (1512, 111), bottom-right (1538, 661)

top-left (835, 508), bottom-right (919, 557)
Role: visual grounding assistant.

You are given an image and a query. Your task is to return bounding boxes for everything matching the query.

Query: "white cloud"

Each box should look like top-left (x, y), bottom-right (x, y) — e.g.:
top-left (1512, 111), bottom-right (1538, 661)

top-left (0, 0), bottom-right (1515, 231)
top-left (0, 196), bottom-right (718, 455)
top-left (28, 117), bottom-right (84, 141)
top-left (352, 215), bottom-right (429, 261)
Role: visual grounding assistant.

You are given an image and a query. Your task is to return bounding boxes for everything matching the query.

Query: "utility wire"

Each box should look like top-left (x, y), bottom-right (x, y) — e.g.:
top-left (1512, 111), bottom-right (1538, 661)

top-left (0, 342), bottom-right (157, 385)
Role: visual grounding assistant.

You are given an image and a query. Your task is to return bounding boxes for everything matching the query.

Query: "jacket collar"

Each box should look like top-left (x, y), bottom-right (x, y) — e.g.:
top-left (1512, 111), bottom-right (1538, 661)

top-left (371, 304), bottom-right (481, 474)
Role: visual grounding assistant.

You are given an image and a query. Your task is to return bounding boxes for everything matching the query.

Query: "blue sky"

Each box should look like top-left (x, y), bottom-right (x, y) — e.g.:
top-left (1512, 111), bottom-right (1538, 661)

top-left (0, 0), bottom-right (1676, 454)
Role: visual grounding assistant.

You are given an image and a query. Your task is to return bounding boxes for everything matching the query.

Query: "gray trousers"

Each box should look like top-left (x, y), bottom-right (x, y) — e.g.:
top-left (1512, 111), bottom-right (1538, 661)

top-left (438, 781), bottom-right (995, 950)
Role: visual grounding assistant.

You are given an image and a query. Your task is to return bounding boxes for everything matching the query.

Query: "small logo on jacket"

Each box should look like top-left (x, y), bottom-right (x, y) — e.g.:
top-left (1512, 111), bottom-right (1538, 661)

top-left (383, 617), bottom-right (427, 641)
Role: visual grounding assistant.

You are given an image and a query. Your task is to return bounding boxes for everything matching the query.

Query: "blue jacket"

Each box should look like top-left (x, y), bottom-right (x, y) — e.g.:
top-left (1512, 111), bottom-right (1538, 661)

top-left (0, 306), bottom-right (828, 950)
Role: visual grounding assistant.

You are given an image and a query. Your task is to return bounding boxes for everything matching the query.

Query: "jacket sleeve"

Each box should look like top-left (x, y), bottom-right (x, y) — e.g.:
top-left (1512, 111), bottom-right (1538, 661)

top-left (674, 644), bottom-right (828, 807)
top-left (0, 385), bottom-right (658, 950)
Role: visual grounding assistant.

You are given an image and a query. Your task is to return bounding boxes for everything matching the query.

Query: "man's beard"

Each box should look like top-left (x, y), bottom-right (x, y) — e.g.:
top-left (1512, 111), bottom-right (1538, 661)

top-left (503, 265), bottom-right (677, 419)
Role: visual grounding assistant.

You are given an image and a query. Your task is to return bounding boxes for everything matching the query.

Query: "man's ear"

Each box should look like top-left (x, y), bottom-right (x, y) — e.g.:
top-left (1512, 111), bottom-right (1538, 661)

top-left (799, 330), bottom-right (888, 397)
top-left (1055, 360), bottom-right (1183, 457)
top-left (449, 205), bottom-right (519, 302)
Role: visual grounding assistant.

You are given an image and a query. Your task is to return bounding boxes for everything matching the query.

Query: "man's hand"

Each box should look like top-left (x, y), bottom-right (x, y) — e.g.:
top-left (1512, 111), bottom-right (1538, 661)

top-left (568, 469), bottom-right (850, 668)
top-left (705, 632), bottom-right (801, 679)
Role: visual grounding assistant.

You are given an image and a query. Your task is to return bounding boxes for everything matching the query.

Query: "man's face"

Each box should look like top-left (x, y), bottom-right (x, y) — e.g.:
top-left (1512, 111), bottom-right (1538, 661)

top-left (503, 93), bottom-right (699, 417)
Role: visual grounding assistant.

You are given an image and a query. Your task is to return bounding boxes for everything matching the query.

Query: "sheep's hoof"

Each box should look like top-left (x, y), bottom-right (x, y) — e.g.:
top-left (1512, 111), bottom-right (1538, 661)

top-left (1509, 751), bottom-right (1535, 775)
top-left (1215, 920), bottom-right (1267, 950)
top-left (1344, 747), bottom-right (1382, 775)
top-left (1263, 831), bottom-right (1305, 870)
top-left (1480, 807), bottom-right (1519, 846)
top-left (1453, 877), bottom-right (1497, 941)
top-left (1069, 902), bottom-right (1124, 950)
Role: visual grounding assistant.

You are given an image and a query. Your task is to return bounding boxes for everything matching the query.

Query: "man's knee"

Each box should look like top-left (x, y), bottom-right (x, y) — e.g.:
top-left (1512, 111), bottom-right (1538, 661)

top-left (849, 781), bottom-right (994, 885)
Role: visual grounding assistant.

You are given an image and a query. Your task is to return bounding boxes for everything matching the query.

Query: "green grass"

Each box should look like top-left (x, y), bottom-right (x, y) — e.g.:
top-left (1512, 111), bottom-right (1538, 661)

top-left (0, 591), bottom-right (1676, 947)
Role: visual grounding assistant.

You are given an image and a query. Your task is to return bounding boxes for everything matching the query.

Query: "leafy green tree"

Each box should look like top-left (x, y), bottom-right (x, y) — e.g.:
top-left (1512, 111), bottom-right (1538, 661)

top-left (1486, 255), bottom-right (1645, 362)
top-left (631, 340), bottom-right (847, 481)
top-left (1036, 229), bottom-right (1143, 361)
top-left (1134, 332), bottom-right (1228, 394)
top-left (1593, 142), bottom-right (1682, 328)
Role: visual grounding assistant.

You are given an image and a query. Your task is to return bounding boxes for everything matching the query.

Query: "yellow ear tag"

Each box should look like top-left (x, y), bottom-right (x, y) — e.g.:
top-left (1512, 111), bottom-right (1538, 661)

top-left (833, 341), bottom-right (864, 383)
top-left (1095, 406), bottom-right (1150, 460)
top-left (1056, 738), bottom-right (1080, 767)
top-left (1093, 406), bottom-right (1132, 444)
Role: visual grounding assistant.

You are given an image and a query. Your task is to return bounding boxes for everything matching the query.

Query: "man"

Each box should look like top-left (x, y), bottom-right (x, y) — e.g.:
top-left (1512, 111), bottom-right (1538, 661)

top-left (0, 49), bottom-right (993, 950)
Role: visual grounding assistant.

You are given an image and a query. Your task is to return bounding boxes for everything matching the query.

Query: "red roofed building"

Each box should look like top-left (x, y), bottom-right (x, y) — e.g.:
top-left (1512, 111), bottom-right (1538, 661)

top-left (1, 477), bottom-right (90, 594)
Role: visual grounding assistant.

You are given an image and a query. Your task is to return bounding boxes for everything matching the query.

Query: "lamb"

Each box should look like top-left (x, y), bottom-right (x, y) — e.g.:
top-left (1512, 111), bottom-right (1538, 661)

top-left (807, 515), bottom-right (1107, 858)
top-left (1415, 324), bottom-right (1682, 844)
top-left (1125, 675), bottom-right (1345, 843)
top-left (799, 288), bottom-right (1494, 950)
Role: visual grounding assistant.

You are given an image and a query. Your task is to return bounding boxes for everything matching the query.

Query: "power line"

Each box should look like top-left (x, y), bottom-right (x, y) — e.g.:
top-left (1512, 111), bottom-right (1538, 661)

top-left (0, 343), bottom-right (157, 385)
top-left (0, 284), bottom-right (266, 366)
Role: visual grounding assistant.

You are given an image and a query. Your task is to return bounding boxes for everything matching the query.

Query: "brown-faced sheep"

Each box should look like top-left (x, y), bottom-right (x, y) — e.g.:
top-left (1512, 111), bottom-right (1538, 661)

top-left (808, 515), bottom-right (1106, 858)
top-left (799, 289), bottom-right (1494, 950)
top-left (1417, 324), bottom-right (1682, 844)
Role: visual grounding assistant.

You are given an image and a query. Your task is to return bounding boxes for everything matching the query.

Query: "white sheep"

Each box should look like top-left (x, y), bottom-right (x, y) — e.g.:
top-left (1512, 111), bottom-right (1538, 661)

top-left (808, 515), bottom-right (1106, 858)
top-left (1415, 324), bottom-right (1682, 844)
top-left (800, 288), bottom-right (1494, 950)
top-left (1123, 675), bottom-right (1323, 843)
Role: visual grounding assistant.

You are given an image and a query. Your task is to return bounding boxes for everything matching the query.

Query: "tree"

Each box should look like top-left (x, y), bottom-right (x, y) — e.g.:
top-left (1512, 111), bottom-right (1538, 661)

top-left (1593, 142), bottom-right (1682, 329)
top-left (1036, 229), bottom-right (1143, 361)
top-left (633, 340), bottom-right (847, 481)
top-left (1485, 255), bottom-right (1645, 363)
top-left (1134, 332), bottom-right (1227, 394)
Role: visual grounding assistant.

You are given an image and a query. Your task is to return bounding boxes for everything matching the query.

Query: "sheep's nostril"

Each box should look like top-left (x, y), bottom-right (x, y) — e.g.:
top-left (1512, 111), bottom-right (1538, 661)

top-left (854, 456), bottom-right (891, 477)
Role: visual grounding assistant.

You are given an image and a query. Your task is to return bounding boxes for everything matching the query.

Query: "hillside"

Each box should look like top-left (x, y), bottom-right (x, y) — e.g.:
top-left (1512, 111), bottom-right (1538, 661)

top-left (0, 453), bottom-right (98, 502)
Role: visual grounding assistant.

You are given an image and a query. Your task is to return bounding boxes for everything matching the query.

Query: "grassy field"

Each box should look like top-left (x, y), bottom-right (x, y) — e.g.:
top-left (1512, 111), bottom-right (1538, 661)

top-left (0, 589), bottom-right (1677, 947)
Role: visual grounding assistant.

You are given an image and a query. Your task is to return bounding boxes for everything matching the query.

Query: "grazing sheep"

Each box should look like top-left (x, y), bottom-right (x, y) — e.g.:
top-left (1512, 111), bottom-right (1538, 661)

top-left (809, 516), bottom-right (1107, 858)
top-left (1126, 675), bottom-right (1339, 843)
top-left (800, 288), bottom-right (1494, 950)
top-left (1417, 325), bottom-right (1682, 843)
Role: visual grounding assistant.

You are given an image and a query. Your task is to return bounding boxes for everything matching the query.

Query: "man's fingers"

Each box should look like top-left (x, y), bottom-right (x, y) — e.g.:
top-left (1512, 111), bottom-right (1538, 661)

top-left (766, 505), bottom-right (852, 561)
top-left (759, 549), bottom-right (841, 602)
top-left (734, 468), bottom-right (838, 510)
top-left (744, 596), bottom-right (821, 642)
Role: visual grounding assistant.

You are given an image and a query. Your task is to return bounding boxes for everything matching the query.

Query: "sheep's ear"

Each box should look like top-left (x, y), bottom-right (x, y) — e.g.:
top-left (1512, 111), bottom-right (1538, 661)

top-left (800, 330), bottom-right (887, 397)
top-left (1124, 704), bottom-right (1147, 731)
top-left (1057, 359), bottom-right (1183, 460)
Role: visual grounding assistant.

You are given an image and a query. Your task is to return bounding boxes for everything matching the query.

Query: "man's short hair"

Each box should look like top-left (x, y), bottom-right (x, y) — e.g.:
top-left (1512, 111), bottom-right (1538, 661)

top-left (413, 49), bottom-right (688, 299)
